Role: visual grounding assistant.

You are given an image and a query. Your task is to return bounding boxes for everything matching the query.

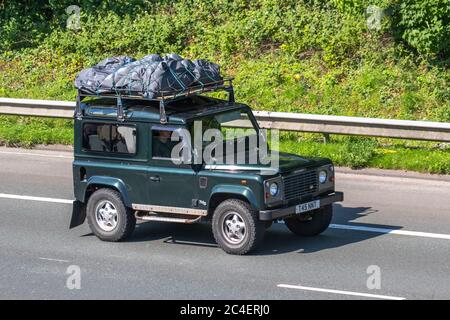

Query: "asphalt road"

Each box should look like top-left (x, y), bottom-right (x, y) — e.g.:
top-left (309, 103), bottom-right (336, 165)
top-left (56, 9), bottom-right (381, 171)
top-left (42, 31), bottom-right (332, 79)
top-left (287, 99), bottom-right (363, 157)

top-left (0, 146), bottom-right (449, 300)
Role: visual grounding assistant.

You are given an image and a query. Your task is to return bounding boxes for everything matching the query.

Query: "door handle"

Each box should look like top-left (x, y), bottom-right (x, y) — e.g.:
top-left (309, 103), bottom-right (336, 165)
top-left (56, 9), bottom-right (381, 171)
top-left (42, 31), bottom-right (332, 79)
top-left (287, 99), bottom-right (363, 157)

top-left (149, 176), bottom-right (160, 182)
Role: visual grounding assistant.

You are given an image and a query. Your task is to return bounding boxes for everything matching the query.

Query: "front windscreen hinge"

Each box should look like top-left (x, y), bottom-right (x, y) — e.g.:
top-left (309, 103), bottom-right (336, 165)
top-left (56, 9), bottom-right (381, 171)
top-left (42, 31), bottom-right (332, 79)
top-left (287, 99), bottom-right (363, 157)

top-left (226, 82), bottom-right (235, 106)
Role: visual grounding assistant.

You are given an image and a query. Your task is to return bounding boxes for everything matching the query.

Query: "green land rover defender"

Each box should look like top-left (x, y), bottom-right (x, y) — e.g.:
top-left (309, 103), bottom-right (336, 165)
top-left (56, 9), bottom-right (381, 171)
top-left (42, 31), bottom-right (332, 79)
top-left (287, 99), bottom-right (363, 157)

top-left (70, 79), bottom-right (343, 255)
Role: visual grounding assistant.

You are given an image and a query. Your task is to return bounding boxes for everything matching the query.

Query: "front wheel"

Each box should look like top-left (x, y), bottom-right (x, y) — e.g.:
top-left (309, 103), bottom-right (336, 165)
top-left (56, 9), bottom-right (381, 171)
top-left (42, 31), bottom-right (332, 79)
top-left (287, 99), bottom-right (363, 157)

top-left (86, 188), bottom-right (136, 242)
top-left (212, 199), bottom-right (265, 255)
top-left (284, 204), bottom-right (333, 236)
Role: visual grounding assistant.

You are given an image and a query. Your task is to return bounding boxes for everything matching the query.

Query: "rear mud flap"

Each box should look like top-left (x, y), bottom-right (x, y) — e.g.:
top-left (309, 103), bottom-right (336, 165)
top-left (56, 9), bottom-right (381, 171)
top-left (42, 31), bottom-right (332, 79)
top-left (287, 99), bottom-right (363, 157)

top-left (69, 201), bottom-right (86, 229)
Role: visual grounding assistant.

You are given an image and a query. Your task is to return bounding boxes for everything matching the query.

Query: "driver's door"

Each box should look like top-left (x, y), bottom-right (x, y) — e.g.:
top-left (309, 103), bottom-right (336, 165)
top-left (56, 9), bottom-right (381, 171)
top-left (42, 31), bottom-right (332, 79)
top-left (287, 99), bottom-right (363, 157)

top-left (146, 125), bottom-right (199, 210)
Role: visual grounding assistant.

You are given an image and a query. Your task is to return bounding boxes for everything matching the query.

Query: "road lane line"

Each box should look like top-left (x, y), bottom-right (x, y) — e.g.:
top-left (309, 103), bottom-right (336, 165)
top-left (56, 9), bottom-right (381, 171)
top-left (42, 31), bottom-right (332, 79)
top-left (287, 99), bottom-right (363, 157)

top-left (280, 221), bottom-right (450, 240)
top-left (1, 192), bottom-right (450, 241)
top-left (330, 224), bottom-right (450, 240)
top-left (0, 150), bottom-right (72, 159)
top-left (277, 284), bottom-right (405, 300)
top-left (0, 193), bottom-right (73, 204)
top-left (39, 257), bottom-right (70, 263)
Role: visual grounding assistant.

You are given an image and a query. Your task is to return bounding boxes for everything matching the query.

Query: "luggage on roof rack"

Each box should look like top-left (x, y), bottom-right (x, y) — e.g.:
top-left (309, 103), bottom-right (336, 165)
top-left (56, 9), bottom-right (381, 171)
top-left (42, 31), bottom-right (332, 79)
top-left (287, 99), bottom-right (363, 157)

top-left (74, 53), bottom-right (223, 99)
top-left (74, 54), bottom-right (233, 123)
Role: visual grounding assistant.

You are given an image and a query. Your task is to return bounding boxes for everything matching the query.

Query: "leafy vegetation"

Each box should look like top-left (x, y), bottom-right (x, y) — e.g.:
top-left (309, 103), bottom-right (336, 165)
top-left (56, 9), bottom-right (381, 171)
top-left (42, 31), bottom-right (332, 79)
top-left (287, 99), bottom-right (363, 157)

top-left (0, 0), bottom-right (448, 173)
top-left (280, 134), bottom-right (450, 174)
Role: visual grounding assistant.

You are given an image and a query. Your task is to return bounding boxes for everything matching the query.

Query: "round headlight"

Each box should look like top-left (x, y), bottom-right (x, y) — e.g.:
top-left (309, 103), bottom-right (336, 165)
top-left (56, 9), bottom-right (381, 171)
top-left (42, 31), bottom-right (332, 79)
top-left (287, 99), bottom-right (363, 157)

top-left (319, 170), bottom-right (327, 184)
top-left (269, 183), bottom-right (279, 196)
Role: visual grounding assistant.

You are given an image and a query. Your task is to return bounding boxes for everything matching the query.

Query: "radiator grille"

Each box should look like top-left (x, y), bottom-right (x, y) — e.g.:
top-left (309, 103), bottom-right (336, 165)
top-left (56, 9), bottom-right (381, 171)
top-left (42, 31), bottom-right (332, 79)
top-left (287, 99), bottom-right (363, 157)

top-left (283, 170), bottom-right (318, 201)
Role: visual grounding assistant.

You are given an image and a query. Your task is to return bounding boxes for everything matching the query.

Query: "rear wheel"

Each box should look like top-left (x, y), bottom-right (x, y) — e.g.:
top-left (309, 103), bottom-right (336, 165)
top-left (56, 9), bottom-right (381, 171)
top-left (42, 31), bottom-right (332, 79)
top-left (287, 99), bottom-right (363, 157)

top-left (284, 204), bottom-right (333, 236)
top-left (86, 188), bottom-right (136, 242)
top-left (212, 199), bottom-right (265, 255)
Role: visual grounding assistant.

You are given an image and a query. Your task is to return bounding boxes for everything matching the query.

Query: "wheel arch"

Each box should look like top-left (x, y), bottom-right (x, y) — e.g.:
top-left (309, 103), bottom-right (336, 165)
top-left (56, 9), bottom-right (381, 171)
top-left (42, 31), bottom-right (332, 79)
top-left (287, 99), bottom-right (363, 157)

top-left (82, 176), bottom-right (131, 207)
top-left (208, 185), bottom-right (260, 217)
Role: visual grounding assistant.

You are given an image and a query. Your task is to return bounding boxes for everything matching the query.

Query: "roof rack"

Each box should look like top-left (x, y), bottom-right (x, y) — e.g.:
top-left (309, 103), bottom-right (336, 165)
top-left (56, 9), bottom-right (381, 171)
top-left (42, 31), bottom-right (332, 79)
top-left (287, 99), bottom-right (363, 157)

top-left (75, 78), bottom-right (235, 124)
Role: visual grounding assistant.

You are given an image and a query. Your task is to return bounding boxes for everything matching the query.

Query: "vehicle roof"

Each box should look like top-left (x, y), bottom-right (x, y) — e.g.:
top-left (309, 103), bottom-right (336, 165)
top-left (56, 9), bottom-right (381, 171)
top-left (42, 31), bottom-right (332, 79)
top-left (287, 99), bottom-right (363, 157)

top-left (80, 95), bottom-right (250, 124)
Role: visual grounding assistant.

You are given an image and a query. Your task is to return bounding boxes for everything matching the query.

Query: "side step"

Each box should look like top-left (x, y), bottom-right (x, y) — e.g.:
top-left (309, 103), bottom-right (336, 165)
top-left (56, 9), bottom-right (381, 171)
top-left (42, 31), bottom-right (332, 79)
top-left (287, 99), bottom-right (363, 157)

top-left (135, 212), bottom-right (202, 224)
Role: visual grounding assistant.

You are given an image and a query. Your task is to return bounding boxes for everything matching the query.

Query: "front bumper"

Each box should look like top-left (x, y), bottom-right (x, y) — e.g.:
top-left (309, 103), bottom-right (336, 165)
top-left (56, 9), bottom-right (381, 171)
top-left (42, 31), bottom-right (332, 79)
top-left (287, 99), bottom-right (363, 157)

top-left (259, 191), bottom-right (344, 221)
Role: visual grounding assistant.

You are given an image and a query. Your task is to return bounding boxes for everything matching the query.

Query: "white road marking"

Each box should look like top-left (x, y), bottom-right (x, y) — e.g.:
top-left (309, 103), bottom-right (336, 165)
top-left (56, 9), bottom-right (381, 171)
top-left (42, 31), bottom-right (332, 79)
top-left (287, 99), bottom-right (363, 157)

top-left (39, 257), bottom-right (70, 263)
top-left (279, 220), bottom-right (450, 241)
top-left (330, 224), bottom-right (450, 240)
top-left (277, 284), bottom-right (406, 300)
top-left (0, 193), bottom-right (73, 204)
top-left (1, 192), bottom-right (450, 242)
top-left (0, 150), bottom-right (72, 159)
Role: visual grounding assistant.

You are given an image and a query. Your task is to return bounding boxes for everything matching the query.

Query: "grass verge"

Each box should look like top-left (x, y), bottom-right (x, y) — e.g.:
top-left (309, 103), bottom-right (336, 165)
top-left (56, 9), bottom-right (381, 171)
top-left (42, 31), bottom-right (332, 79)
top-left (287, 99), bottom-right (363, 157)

top-left (0, 115), bottom-right (448, 174)
top-left (280, 135), bottom-right (450, 174)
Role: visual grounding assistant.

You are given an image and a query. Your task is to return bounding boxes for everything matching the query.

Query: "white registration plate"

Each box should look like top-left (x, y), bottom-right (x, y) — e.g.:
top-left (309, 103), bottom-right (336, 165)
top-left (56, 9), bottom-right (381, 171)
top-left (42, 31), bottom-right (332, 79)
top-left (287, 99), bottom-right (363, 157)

top-left (295, 200), bottom-right (320, 214)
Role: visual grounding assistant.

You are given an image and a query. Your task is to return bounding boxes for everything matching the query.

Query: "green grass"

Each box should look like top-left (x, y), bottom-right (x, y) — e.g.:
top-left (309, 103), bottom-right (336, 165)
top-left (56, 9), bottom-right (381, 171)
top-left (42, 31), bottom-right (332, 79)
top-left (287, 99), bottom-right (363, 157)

top-left (280, 134), bottom-right (450, 174)
top-left (0, 1), bottom-right (448, 174)
top-left (0, 116), bottom-right (73, 147)
top-left (0, 115), bottom-right (448, 174)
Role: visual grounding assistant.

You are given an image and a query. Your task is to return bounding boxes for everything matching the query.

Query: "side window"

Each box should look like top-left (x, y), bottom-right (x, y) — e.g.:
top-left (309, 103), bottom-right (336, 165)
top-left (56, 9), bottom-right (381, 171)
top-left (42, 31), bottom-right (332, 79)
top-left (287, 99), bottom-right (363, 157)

top-left (151, 128), bottom-right (180, 159)
top-left (83, 123), bottom-right (110, 152)
top-left (82, 123), bottom-right (137, 154)
top-left (114, 126), bottom-right (137, 154)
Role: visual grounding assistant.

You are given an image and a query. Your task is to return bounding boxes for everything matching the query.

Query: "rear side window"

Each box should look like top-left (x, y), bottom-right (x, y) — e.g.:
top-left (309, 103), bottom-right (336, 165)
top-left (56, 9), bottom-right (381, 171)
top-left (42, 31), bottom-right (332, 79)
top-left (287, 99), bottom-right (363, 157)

top-left (82, 123), bottom-right (137, 154)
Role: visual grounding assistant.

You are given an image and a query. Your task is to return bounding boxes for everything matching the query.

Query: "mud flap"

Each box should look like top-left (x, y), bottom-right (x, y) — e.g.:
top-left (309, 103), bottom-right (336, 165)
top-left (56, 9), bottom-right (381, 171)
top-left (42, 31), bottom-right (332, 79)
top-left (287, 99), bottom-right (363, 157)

top-left (69, 201), bottom-right (86, 229)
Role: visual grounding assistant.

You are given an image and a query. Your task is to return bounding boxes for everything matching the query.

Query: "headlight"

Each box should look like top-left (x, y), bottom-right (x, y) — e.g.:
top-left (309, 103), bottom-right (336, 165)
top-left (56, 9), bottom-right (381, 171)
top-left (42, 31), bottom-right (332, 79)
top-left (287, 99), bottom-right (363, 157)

top-left (269, 183), bottom-right (279, 196)
top-left (319, 170), bottom-right (327, 184)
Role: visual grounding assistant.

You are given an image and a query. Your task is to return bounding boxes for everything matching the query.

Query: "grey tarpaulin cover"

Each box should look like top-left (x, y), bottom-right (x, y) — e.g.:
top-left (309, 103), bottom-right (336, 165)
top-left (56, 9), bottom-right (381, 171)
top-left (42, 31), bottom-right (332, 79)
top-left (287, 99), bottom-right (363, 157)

top-left (74, 53), bottom-right (222, 98)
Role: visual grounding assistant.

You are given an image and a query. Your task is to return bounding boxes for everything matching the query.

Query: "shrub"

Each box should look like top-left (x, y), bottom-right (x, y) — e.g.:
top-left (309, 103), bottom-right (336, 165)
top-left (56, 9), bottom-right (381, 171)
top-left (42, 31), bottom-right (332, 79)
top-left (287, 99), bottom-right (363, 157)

top-left (342, 137), bottom-right (377, 168)
top-left (397, 0), bottom-right (450, 59)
